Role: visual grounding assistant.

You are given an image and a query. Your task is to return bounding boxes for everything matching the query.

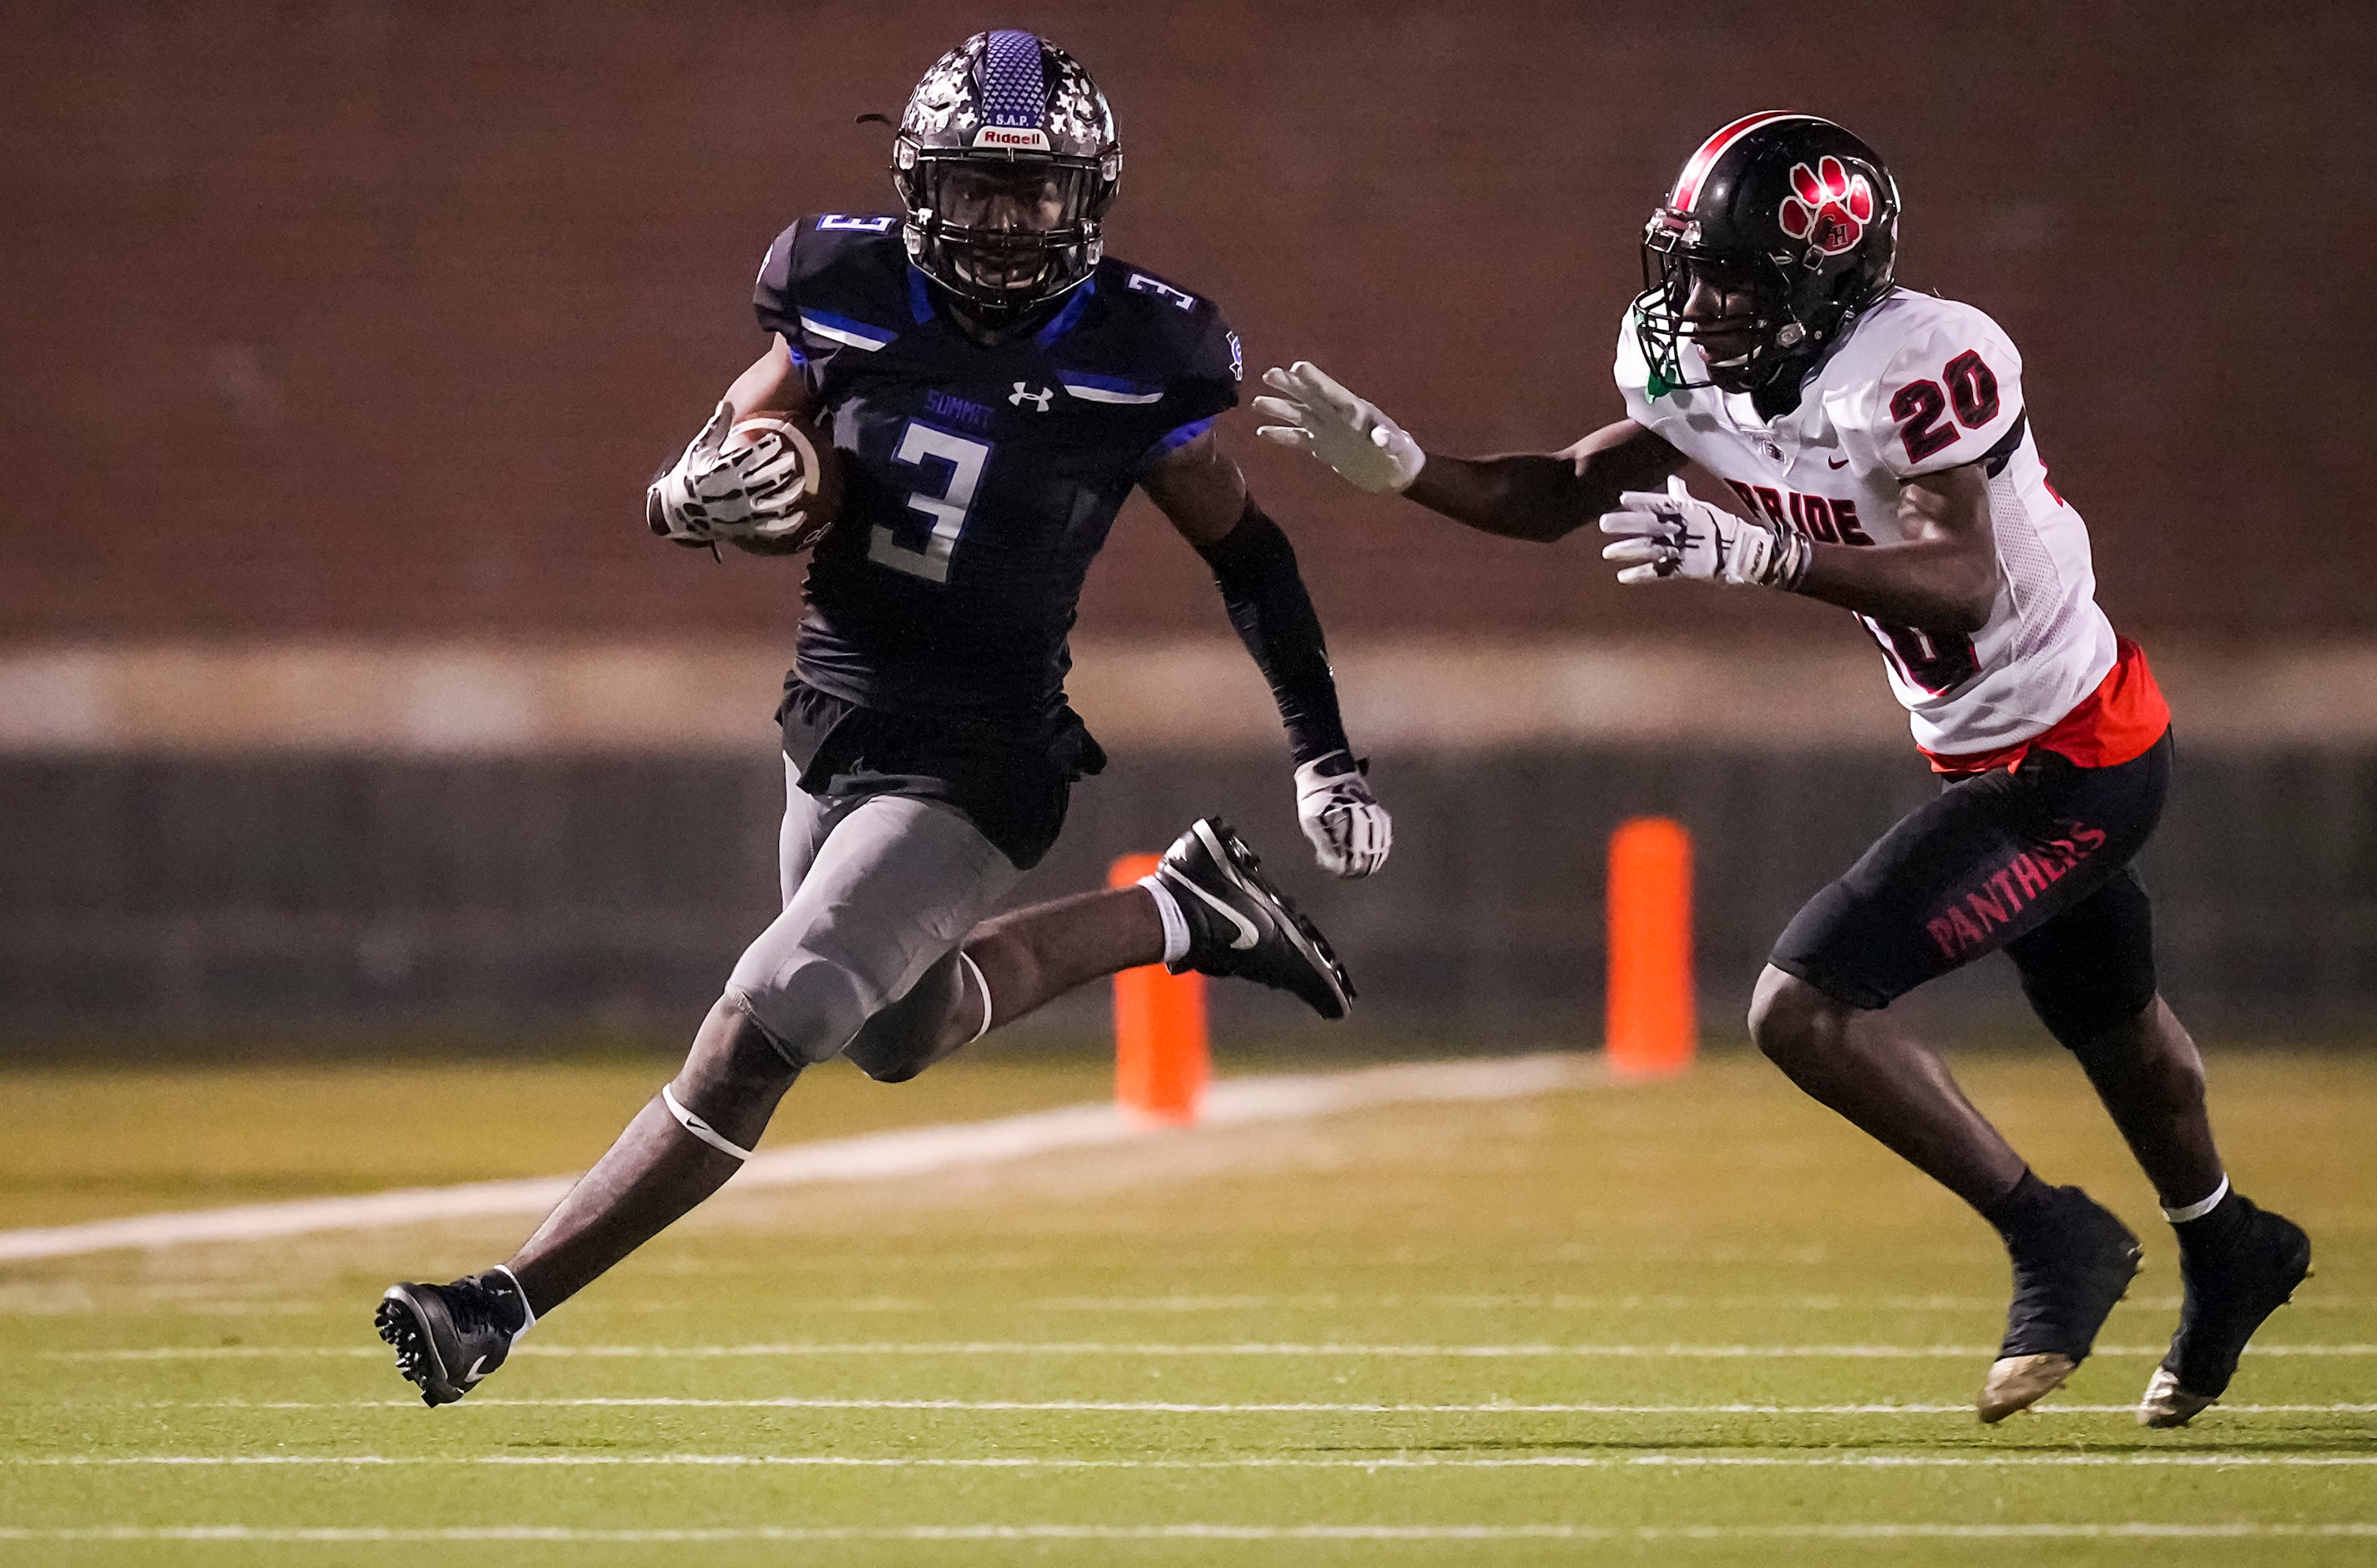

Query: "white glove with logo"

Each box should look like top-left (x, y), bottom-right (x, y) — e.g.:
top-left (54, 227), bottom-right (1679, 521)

top-left (1252, 362), bottom-right (1426, 494)
top-left (647, 402), bottom-right (810, 544)
top-left (1296, 751), bottom-right (1392, 878)
top-left (1597, 477), bottom-right (1810, 588)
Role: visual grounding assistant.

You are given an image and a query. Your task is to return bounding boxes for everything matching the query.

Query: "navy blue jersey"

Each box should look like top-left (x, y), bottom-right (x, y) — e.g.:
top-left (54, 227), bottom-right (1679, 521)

top-left (754, 215), bottom-right (1242, 722)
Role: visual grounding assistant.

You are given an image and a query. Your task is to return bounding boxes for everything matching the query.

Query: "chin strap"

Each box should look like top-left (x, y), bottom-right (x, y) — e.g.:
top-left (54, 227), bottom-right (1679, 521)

top-left (660, 1084), bottom-right (755, 1163)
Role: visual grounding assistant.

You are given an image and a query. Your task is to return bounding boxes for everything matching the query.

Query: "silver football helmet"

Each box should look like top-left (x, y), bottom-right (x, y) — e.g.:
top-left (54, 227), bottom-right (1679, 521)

top-left (892, 31), bottom-right (1120, 319)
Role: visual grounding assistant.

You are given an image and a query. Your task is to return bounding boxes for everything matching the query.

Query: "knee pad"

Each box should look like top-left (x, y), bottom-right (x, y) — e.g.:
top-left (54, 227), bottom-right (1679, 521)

top-left (723, 951), bottom-right (878, 1066)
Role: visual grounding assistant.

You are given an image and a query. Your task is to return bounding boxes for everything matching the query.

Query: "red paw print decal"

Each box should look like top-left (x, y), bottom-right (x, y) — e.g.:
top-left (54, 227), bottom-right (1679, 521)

top-left (1778, 155), bottom-right (1874, 255)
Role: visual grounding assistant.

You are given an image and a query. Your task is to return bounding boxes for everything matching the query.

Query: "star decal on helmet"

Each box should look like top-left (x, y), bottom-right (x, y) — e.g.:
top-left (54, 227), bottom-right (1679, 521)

top-left (1778, 155), bottom-right (1874, 256)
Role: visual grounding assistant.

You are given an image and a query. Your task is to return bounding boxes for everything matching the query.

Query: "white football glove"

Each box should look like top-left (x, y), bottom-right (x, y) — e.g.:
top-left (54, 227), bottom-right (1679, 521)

top-left (646, 402), bottom-right (812, 544)
top-left (1597, 477), bottom-right (1810, 588)
top-left (1296, 751), bottom-right (1392, 879)
top-left (1252, 362), bottom-right (1426, 494)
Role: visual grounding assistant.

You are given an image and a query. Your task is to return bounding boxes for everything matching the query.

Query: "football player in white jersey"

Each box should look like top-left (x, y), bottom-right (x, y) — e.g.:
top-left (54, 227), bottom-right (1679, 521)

top-left (1254, 113), bottom-right (2309, 1428)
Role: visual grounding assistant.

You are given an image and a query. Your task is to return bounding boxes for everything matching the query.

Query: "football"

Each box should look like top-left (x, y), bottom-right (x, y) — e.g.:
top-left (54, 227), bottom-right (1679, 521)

top-left (721, 411), bottom-right (842, 551)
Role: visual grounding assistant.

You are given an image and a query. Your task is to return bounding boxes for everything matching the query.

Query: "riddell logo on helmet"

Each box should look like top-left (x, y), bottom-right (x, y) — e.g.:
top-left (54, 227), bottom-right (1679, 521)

top-left (972, 125), bottom-right (1051, 152)
top-left (1778, 156), bottom-right (1874, 255)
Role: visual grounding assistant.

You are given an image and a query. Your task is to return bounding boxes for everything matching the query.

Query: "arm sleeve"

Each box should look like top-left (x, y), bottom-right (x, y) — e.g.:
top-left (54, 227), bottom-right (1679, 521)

top-left (1196, 502), bottom-right (1352, 766)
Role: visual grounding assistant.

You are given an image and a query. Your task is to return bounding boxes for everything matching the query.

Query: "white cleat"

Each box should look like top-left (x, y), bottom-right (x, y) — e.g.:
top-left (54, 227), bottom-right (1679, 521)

top-left (1978, 1352), bottom-right (2077, 1424)
top-left (2138, 1365), bottom-right (2217, 1428)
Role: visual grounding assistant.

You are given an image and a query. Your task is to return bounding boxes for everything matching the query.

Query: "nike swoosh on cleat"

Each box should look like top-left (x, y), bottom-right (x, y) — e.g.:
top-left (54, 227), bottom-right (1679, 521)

top-left (1166, 869), bottom-right (1262, 950)
top-left (465, 1354), bottom-right (493, 1383)
top-left (1828, 457), bottom-right (1848, 468)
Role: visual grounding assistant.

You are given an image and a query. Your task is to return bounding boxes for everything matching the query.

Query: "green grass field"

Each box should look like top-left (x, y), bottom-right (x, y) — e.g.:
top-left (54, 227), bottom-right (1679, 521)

top-left (2, 1045), bottom-right (2373, 1565)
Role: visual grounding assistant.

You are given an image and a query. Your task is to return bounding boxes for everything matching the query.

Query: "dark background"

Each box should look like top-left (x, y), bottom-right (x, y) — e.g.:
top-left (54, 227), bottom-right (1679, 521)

top-left (6, 0), bottom-right (2371, 644)
top-left (5, 3), bottom-right (2374, 1044)
top-left (8, 741), bottom-right (2369, 1044)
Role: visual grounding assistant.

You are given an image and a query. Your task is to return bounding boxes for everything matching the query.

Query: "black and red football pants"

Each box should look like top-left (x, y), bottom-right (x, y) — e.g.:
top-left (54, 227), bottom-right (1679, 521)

top-left (1771, 730), bottom-right (2172, 1046)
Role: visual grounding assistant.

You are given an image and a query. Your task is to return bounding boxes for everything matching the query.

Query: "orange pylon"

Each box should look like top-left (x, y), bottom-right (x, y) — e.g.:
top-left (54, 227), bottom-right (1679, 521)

top-left (1109, 852), bottom-right (1209, 1124)
top-left (1606, 817), bottom-right (1696, 1078)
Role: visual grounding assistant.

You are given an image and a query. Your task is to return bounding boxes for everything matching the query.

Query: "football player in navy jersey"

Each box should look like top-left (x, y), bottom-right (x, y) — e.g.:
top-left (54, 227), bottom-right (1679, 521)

top-left (375, 31), bottom-right (1390, 1405)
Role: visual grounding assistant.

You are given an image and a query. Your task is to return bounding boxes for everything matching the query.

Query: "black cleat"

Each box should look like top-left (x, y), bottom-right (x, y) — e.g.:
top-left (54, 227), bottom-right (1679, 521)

top-left (375, 1269), bottom-right (530, 1407)
top-left (2139, 1194), bottom-right (2311, 1427)
top-left (1979, 1185), bottom-right (2142, 1422)
top-left (1153, 817), bottom-right (1354, 1020)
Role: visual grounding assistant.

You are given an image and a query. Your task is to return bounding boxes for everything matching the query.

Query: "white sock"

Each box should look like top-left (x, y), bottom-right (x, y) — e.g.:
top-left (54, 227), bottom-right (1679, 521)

top-left (2162, 1175), bottom-right (2230, 1224)
top-left (1138, 874), bottom-right (1191, 966)
top-left (486, 1263), bottom-right (536, 1338)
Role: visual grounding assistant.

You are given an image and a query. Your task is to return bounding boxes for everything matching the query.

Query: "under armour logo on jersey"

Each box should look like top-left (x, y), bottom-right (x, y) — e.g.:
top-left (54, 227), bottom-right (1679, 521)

top-left (1009, 382), bottom-right (1054, 412)
top-left (1779, 156), bottom-right (1874, 257)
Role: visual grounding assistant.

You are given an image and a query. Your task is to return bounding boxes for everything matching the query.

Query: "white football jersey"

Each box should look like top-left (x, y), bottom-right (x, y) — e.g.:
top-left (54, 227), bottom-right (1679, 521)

top-left (1614, 289), bottom-right (2116, 757)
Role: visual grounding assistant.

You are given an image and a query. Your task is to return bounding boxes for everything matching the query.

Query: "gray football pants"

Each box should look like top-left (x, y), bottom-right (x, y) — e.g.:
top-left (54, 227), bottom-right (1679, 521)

top-left (723, 757), bottom-right (1024, 1079)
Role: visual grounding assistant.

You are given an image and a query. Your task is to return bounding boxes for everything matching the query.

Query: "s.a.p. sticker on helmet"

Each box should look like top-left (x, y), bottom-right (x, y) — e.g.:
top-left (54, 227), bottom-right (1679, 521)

top-left (970, 29), bottom-right (1053, 152)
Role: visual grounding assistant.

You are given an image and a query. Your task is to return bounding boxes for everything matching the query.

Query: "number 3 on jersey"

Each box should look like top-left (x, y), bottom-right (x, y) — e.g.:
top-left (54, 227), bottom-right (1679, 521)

top-left (871, 422), bottom-right (991, 584)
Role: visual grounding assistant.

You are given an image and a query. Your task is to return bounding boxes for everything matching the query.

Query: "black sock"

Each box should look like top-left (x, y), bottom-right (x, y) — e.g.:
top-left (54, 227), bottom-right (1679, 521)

top-left (474, 1267), bottom-right (535, 1335)
top-left (2172, 1188), bottom-right (2249, 1257)
top-left (1980, 1169), bottom-right (2058, 1243)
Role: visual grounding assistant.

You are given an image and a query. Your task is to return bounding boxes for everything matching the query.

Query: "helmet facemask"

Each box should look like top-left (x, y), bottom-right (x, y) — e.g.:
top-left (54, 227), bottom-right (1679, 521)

top-left (1633, 216), bottom-right (1813, 398)
top-left (897, 147), bottom-right (1111, 319)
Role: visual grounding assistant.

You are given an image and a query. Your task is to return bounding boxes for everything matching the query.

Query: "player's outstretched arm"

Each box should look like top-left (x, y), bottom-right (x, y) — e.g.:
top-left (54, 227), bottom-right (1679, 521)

top-left (1252, 360), bottom-right (1685, 542)
top-left (1411, 422), bottom-right (1689, 543)
top-left (1142, 428), bottom-right (1390, 879)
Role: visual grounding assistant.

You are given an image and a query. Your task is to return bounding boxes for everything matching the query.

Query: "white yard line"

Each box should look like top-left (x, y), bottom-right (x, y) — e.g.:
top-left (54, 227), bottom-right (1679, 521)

top-left (19, 1292), bottom-right (2373, 1317)
top-left (54, 1340), bottom-right (2375, 1361)
top-left (0, 1055), bottom-right (1590, 1263)
top-left (14, 1453), bottom-right (2377, 1469)
top-left (1, 1525), bottom-right (2373, 1543)
top-left (1013, 1292), bottom-right (2377, 1313)
top-left (150, 1398), bottom-right (2377, 1415)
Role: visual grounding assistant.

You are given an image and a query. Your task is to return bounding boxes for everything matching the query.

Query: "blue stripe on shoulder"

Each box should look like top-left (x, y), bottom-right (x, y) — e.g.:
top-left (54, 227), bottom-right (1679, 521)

top-left (1138, 416), bottom-right (1218, 475)
top-left (1060, 369), bottom-right (1156, 396)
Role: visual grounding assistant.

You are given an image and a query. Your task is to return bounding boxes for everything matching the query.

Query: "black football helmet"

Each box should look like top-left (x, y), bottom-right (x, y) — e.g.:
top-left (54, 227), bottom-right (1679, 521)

top-left (1634, 113), bottom-right (1901, 397)
top-left (893, 31), bottom-right (1120, 321)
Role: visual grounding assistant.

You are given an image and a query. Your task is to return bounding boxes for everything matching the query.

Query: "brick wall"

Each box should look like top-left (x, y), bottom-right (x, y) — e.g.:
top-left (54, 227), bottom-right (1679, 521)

top-left (6, 2), bottom-right (2370, 644)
